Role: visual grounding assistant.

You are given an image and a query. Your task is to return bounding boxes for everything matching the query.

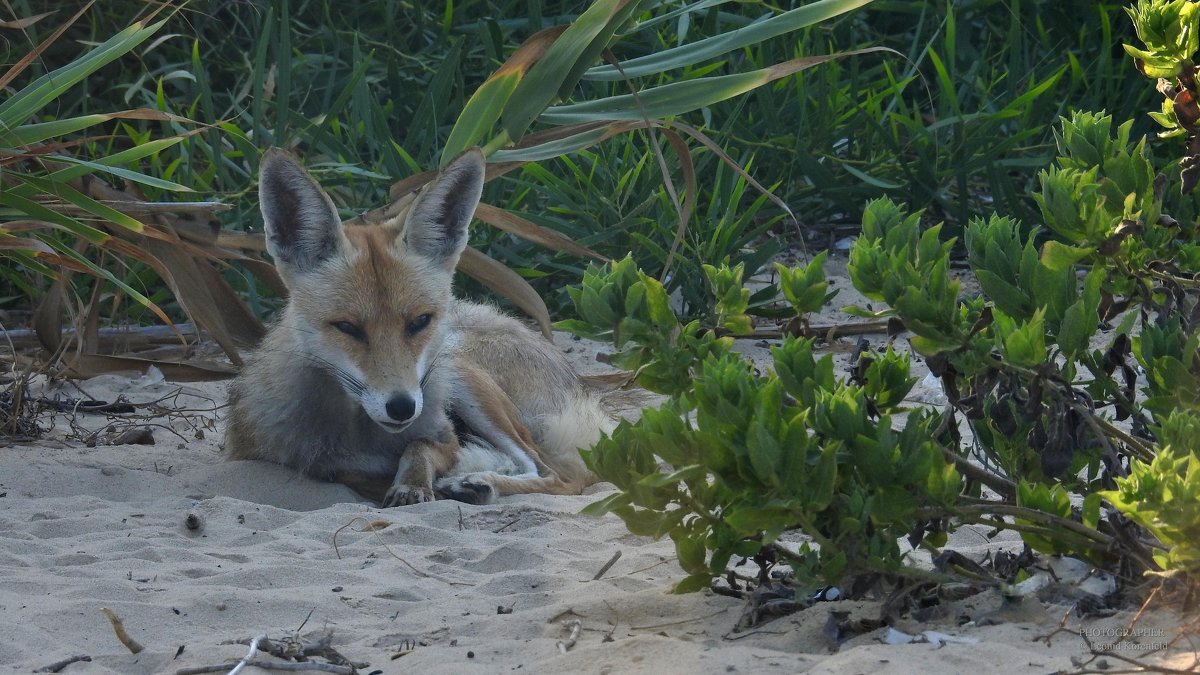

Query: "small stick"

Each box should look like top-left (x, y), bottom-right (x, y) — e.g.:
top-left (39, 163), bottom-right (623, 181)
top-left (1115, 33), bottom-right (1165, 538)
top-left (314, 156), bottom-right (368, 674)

top-left (624, 556), bottom-right (675, 576)
top-left (176, 661), bottom-right (353, 674)
top-left (556, 619), bottom-right (582, 654)
top-left (296, 608), bottom-right (315, 634)
top-left (34, 655), bottom-right (92, 672)
top-left (492, 518), bottom-right (520, 533)
top-left (721, 629), bottom-right (788, 641)
top-left (631, 608), bottom-right (728, 631)
top-left (591, 551), bottom-right (622, 580)
top-left (331, 515), bottom-right (474, 587)
top-left (100, 607), bottom-right (144, 654)
top-left (228, 634), bottom-right (267, 675)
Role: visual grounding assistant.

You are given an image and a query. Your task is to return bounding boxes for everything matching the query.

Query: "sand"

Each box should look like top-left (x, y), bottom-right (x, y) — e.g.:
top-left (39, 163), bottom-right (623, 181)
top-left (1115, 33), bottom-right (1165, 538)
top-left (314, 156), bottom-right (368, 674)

top-left (1, 275), bottom-right (1196, 674)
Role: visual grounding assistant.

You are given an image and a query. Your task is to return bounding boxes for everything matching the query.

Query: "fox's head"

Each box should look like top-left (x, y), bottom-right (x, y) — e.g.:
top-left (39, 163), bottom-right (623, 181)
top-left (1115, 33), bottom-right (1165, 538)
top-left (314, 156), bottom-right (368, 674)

top-left (257, 148), bottom-right (485, 433)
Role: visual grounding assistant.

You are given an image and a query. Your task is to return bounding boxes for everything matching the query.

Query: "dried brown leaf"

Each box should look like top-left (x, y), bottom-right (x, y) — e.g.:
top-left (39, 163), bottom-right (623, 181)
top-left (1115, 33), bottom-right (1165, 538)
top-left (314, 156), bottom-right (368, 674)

top-left (65, 353), bottom-right (236, 381)
top-left (474, 203), bottom-right (608, 262)
top-left (0, 1), bottom-right (94, 91)
top-left (658, 128), bottom-right (697, 281)
top-left (31, 279), bottom-right (64, 353)
top-left (0, 11), bottom-right (56, 30)
top-left (458, 245), bottom-right (552, 339)
top-left (140, 238), bottom-right (251, 364)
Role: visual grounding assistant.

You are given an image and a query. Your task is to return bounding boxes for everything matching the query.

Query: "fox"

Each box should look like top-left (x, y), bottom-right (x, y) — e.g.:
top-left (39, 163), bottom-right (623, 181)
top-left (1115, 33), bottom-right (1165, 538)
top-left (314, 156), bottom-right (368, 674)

top-left (225, 147), bottom-right (623, 506)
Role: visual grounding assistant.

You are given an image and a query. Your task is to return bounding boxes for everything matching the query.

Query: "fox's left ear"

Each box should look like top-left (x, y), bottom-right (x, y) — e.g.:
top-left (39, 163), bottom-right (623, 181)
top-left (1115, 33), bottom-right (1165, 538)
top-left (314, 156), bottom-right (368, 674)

top-left (403, 148), bottom-right (485, 269)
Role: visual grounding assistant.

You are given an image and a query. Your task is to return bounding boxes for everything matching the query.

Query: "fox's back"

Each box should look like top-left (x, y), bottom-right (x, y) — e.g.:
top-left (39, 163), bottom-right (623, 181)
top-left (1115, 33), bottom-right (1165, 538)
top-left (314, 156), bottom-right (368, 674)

top-left (444, 300), bottom-right (582, 418)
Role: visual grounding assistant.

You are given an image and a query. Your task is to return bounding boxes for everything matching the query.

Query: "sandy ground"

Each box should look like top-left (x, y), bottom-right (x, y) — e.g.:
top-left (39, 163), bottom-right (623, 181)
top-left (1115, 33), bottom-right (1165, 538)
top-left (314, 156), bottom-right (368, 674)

top-left (1, 267), bottom-right (1196, 674)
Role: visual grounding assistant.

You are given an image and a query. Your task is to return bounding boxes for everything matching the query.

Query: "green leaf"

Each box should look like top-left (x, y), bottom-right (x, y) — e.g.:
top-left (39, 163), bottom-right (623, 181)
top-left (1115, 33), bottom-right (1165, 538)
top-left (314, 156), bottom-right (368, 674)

top-left (585, 0), bottom-right (879, 80)
top-left (1082, 493), bottom-right (1101, 530)
top-left (1000, 309), bottom-right (1047, 367)
top-left (1040, 240), bottom-right (1092, 272)
top-left (723, 506), bottom-right (795, 534)
top-left (1057, 271), bottom-right (1101, 358)
top-left (502, 0), bottom-right (634, 139)
top-left (581, 491), bottom-right (632, 517)
top-left (975, 269), bottom-right (1033, 319)
top-left (841, 163), bottom-right (904, 189)
top-left (541, 49), bottom-right (893, 124)
top-left (0, 20), bottom-right (165, 130)
top-left (674, 531), bottom-right (708, 574)
top-left (613, 505), bottom-right (667, 537)
top-left (809, 444), bottom-right (838, 510)
top-left (442, 26), bottom-right (564, 164)
top-left (491, 122), bottom-right (622, 163)
top-left (672, 573), bottom-right (712, 594)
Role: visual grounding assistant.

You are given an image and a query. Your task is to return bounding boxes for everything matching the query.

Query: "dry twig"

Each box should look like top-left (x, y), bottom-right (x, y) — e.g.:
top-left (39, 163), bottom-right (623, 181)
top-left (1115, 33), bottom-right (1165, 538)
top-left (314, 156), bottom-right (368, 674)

top-left (100, 607), bottom-right (144, 654)
top-left (33, 655), bottom-right (92, 673)
top-left (556, 619), bottom-right (583, 654)
top-left (591, 550), bottom-right (622, 580)
top-left (176, 660), bottom-right (353, 674)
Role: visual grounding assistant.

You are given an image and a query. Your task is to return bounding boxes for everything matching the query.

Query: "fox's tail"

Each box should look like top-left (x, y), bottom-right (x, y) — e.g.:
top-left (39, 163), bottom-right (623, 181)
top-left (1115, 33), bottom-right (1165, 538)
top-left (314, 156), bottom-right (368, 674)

top-left (539, 377), bottom-right (658, 459)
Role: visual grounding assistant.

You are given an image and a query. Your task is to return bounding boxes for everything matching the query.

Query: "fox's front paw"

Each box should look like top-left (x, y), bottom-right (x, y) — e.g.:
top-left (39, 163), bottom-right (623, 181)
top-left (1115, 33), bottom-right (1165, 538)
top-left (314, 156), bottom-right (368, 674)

top-left (435, 473), bottom-right (498, 505)
top-left (383, 483), bottom-right (435, 507)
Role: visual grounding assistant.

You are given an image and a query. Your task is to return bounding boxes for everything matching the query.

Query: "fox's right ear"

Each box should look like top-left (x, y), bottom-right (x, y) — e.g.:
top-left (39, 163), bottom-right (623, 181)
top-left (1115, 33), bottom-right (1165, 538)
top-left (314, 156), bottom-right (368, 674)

top-left (259, 148), bottom-right (346, 276)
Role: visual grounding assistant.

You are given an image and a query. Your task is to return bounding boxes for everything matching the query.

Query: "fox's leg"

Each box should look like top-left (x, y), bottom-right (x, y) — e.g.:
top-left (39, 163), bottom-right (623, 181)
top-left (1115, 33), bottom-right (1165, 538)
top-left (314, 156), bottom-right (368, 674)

top-left (438, 362), bottom-right (583, 502)
top-left (437, 471), bottom-right (583, 502)
top-left (384, 433), bottom-right (459, 506)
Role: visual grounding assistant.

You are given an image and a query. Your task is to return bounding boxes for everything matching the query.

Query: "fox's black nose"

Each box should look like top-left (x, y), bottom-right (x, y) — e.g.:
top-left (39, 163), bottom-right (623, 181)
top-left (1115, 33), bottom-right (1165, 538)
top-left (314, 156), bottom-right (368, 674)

top-left (385, 394), bottom-right (416, 422)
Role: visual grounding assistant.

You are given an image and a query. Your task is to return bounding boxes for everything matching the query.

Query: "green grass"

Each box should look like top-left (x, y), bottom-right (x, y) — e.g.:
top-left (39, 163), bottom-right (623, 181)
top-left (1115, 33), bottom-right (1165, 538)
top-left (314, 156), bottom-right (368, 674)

top-left (0, 0), bottom-right (1163, 324)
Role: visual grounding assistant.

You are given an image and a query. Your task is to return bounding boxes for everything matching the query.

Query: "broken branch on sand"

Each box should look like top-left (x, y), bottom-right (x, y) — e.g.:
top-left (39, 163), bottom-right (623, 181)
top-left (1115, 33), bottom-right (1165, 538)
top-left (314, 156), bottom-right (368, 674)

top-left (176, 661), bottom-right (353, 674)
top-left (100, 607), bottom-right (144, 654)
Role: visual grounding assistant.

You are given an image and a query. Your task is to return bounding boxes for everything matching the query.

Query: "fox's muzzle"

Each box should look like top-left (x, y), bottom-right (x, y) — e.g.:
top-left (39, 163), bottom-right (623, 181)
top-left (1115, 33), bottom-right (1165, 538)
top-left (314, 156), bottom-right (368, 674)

top-left (363, 389), bottom-right (424, 433)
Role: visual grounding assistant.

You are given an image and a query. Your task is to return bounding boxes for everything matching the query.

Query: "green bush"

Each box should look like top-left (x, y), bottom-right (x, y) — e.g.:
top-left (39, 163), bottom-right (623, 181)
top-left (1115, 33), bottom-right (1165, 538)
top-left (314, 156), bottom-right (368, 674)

top-left (567, 99), bottom-right (1200, 593)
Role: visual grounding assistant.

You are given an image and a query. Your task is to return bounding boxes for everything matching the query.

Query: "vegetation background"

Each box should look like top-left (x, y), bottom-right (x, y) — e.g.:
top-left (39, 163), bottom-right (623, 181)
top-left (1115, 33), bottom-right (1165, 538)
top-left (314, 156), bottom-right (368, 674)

top-left (4, 0), bottom-right (1200, 638)
top-left (0, 0), bottom-right (1156, 327)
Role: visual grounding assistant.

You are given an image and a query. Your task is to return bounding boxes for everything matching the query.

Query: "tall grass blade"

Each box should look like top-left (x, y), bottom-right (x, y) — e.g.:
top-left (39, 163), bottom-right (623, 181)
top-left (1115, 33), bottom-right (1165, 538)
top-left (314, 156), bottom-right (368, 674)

top-left (542, 48), bottom-right (895, 124)
top-left (585, 0), bottom-right (878, 80)
top-left (441, 26), bottom-right (566, 165)
top-left (0, 19), bottom-right (164, 127)
top-left (501, 0), bottom-right (634, 140)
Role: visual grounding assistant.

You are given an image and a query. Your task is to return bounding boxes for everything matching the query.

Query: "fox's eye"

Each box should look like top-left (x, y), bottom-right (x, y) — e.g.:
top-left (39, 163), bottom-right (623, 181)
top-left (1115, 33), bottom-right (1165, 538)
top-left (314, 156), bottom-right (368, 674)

top-left (331, 320), bottom-right (366, 341)
top-left (407, 313), bottom-right (432, 335)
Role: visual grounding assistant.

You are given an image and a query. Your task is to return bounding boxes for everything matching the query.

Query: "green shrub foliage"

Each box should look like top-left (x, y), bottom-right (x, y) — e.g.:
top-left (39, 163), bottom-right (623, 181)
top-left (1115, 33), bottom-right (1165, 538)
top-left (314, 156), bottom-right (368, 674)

top-left (564, 102), bottom-right (1200, 592)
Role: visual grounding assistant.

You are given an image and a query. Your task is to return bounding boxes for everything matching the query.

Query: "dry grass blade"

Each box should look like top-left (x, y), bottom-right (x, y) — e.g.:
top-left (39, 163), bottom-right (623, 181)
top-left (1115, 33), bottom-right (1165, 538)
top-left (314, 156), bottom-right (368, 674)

top-left (31, 279), bottom-right (65, 353)
top-left (657, 128), bottom-right (697, 282)
top-left (0, 1), bottom-right (94, 92)
top-left (458, 246), bottom-right (553, 338)
top-left (669, 119), bottom-right (796, 226)
top-left (0, 234), bottom-right (55, 254)
top-left (474, 203), bottom-right (608, 262)
top-left (64, 353), bottom-right (237, 381)
top-left (196, 263), bottom-right (268, 344)
top-left (386, 169), bottom-right (437, 202)
top-left (0, 10), bottom-right (56, 30)
top-left (68, 170), bottom-right (264, 359)
top-left (598, 49), bottom-right (695, 282)
top-left (141, 238), bottom-right (261, 364)
top-left (214, 230), bottom-right (268, 253)
top-left (234, 258), bottom-right (288, 298)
